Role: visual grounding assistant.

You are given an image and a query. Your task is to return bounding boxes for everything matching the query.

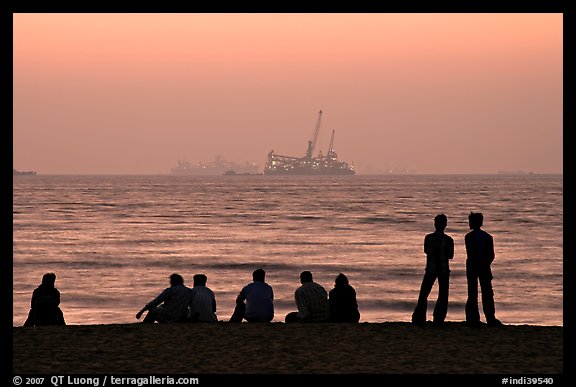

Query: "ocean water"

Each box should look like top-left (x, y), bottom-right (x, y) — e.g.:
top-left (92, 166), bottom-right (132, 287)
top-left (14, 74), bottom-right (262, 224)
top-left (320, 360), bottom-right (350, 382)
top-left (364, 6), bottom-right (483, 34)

top-left (12, 174), bottom-right (563, 326)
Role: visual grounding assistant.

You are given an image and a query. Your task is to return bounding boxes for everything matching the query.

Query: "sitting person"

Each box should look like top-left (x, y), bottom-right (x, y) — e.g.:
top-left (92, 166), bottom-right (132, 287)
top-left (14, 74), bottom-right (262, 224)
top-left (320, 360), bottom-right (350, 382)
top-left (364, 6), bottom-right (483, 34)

top-left (24, 272), bottom-right (66, 326)
top-left (229, 268), bottom-right (274, 323)
top-left (328, 273), bottom-right (360, 323)
top-left (285, 271), bottom-right (329, 323)
top-left (136, 273), bottom-right (192, 323)
top-left (189, 274), bottom-right (217, 322)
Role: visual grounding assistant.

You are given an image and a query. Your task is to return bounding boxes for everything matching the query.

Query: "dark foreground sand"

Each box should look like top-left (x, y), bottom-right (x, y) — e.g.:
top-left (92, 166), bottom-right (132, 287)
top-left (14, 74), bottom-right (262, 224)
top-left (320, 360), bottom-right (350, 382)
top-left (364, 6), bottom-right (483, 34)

top-left (13, 322), bottom-right (562, 374)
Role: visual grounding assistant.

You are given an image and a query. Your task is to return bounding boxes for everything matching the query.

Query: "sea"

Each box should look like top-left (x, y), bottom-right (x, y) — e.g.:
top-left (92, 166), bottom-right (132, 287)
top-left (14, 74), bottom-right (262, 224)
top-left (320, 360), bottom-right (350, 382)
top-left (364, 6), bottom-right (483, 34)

top-left (12, 174), bottom-right (563, 327)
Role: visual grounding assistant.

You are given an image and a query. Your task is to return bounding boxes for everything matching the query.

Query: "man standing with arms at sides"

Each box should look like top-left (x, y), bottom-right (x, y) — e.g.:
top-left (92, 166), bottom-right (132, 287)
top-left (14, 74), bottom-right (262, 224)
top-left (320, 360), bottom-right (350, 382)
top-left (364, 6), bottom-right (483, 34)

top-left (465, 212), bottom-right (503, 327)
top-left (412, 214), bottom-right (454, 325)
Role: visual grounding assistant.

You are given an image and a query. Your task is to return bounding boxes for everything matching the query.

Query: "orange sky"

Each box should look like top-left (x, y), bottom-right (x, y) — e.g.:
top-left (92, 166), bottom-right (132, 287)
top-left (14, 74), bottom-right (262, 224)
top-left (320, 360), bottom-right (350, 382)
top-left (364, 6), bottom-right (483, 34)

top-left (13, 13), bottom-right (562, 174)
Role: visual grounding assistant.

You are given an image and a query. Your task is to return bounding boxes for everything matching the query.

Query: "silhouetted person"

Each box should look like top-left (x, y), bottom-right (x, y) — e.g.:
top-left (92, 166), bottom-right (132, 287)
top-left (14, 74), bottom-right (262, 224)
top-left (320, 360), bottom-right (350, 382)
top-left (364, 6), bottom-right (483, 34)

top-left (24, 272), bottom-right (66, 326)
top-left (328, 273), bottom-right (360, 323)
top-left (136, 273), bottom-right (192, 323)
top-left (230, 268), bottom-right (274, 323)
top-left (465, 212), bottom-right (503, 327)
top-left (412, 214), bottom-right (454, 325)
top-left (189, 274), bottom-right (217, 322)
top-left (285, 271), bottom-right (329, 323)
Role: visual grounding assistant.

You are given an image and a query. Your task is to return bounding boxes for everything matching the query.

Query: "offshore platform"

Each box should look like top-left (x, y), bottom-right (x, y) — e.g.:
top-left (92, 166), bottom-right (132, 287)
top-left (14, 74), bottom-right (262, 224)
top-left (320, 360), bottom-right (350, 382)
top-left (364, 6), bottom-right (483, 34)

top-left (263, 110), bottom-right (355, 175)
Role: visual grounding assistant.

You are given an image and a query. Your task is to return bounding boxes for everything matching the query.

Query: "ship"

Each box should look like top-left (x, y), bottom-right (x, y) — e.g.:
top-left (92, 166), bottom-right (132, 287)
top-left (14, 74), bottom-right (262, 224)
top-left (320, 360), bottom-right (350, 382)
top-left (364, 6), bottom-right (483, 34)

top-left (13, 168), bottom-right (36, 175)
top-left (264, 110), bottom-right (355, 175)
top-left (171, 155), bottom-right (260, 175)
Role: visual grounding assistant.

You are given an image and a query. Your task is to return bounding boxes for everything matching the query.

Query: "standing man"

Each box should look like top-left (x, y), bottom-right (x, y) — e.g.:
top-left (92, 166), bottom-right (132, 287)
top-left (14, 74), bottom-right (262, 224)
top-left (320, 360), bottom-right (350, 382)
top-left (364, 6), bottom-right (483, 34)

top-left (465, 212), bottom-right (503, 327)
top-left (285, 271), bottom-right (329, 323)
top-left (230, 268), bottom-right (274, 323)
top-left (412, 214), bottom-right (454, 325)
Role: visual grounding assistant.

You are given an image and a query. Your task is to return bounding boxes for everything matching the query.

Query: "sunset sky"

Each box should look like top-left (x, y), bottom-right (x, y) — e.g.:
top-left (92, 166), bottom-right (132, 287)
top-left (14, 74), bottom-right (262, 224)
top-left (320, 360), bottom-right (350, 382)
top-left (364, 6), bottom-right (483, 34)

top-left (13, 13), bottom-right (562, 174)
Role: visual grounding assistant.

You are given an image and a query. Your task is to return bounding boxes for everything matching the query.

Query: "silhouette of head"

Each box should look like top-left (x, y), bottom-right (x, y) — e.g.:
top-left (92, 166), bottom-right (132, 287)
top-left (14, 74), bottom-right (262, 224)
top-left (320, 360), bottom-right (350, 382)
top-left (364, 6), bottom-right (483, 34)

top-left (253, 268), bottom-right (265, 282)
top-left (300, 271), bottom-right (313, 284)
top-left (468, 212), bottom-right (484, 230)
top-left (434, 214), bottom-right (448, 231)
top-left (41, 273), bottom-right (56, 286)
top-left (335, 273), bottom-right (349, 287)
top-left (193, 274), bottom-right (207, 286)
top-left (170, 273), bottom-right (184, 286)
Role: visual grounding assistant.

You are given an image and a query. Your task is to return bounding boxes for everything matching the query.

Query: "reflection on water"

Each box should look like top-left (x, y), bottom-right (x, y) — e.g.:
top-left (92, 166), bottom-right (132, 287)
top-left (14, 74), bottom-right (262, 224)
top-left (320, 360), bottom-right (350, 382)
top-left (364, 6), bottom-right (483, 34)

top-left (13, 174), bottom-right (562, 326)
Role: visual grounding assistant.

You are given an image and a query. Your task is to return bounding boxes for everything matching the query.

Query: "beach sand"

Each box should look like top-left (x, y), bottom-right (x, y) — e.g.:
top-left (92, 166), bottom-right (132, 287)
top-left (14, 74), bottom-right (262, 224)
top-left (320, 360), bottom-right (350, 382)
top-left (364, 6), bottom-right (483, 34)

top-left (13, 322), bottom-right (563, 374)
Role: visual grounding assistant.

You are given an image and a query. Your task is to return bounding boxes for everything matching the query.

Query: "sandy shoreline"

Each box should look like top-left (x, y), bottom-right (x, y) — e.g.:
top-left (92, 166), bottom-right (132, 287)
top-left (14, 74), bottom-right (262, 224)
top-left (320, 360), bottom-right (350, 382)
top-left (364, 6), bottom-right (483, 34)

top-left (13, 322), bottom-right (562, 374)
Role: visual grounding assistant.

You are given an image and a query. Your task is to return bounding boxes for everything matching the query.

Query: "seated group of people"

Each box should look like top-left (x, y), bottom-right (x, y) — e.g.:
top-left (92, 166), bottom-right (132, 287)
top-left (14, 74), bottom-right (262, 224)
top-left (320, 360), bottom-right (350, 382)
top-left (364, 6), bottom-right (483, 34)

top-left (136, 269), bottom-right (361, 324)
top-left (136, 272), bottom-right (218, 323)
top-left (23, 269), bottom-right (361, 326)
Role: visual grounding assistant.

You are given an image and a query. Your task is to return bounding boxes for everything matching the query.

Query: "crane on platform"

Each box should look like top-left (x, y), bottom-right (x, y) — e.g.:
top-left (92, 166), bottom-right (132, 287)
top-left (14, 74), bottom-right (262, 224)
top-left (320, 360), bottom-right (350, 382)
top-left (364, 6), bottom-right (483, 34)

top-left (305, 110), bottom-right (323, 160)
top-left (327, 129), bottom-right (336, 160)
top-left (264, 109), bottom-right (355, 175)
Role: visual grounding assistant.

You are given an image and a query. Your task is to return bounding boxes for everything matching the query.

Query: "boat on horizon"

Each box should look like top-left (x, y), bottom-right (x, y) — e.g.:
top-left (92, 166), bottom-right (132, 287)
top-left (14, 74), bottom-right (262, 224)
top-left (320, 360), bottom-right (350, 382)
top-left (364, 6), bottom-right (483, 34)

top-left (13, 168), bottom-right (37, 176)
top-left (223, 170), bottom-right (263, 176)
top-left (264, 110), bottom-right (355, 175)
top-left (171, 156), bottom-right (260, 176)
